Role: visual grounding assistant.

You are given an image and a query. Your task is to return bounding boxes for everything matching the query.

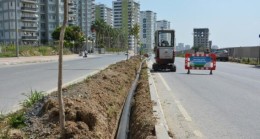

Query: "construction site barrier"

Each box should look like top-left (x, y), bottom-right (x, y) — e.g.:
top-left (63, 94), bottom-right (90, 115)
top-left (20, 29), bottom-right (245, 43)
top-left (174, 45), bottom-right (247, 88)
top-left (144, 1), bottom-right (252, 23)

top-left (185, 53), bottom-right (216, 74)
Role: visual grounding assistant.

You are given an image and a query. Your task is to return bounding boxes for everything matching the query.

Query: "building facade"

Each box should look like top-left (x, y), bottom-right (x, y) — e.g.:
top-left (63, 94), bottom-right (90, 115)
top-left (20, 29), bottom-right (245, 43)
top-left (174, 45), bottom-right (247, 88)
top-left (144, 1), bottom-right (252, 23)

top-left (0, 0), bottom-right (95, 45)
top-left (156, 20), bottom-right (170, 30)
top-left (140, 10), bottom-right (156, 53)
top-left (0, 0), bottom-right (39, 45)
top-left (113, 0), bottom-right (140, 51)
top-left (95, 4), bottom-right (113, 26)
top-left (193, 28), bottom-right (209, 49)
top-left (156, 20), bottom-right (171, 43)
top-left (86, 0), bottom-right (95, 38)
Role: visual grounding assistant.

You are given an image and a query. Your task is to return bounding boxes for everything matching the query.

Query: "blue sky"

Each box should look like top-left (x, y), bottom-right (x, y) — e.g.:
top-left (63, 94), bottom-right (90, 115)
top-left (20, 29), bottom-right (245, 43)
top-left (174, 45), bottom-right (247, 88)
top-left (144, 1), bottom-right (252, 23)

top-left (96, 0), bottom-right (260, 48)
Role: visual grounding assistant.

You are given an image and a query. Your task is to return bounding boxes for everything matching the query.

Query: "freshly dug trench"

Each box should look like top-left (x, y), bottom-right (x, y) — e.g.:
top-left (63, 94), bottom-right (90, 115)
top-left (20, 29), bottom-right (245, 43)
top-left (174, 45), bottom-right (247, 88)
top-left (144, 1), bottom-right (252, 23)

top-left (129, 63), bottom-right (156, 139)
top-left (23, 56), bottom-right (142, 139)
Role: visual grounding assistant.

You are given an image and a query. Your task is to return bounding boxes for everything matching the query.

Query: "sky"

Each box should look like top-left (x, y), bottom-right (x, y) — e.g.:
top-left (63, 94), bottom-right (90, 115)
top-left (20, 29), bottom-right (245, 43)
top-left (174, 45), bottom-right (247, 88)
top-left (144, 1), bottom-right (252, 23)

top-left (95, 0), bottom-right (260, 48)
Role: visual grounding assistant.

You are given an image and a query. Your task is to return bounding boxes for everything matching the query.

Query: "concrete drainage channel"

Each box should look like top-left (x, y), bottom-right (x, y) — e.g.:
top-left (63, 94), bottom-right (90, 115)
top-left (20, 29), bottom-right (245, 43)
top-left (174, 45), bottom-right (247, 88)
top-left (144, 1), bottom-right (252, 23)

top-left (115, 60), bottom-right (144, 139)
top-left (115, 59), bottom-right (171, 139)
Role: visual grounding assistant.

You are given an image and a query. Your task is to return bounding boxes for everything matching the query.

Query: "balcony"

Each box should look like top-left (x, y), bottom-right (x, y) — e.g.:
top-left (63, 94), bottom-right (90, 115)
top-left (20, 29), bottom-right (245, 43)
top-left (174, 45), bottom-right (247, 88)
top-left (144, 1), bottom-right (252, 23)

top-left (21, 7), bottom-right (37, 12)
top-left (22, 36), bottom-right (38, 40)
top-left (21, 17), bottom-right (37, 21)
top-left (21, 26), bottom-right (38, 31)
top-left (68, 11), bottom-right (74, 14)
top-left (21, 0), bottom-right (37, 4)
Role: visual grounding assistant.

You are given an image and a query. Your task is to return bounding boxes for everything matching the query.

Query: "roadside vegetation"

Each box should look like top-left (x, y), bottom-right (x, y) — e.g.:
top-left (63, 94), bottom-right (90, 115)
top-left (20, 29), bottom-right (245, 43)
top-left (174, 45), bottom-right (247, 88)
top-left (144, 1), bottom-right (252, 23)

top-left (229, 57), bottom-right (259, 65)
top-left (0, 90), bottom-right (45, 138)
top-left (0, 45), bottom-right (72, 57)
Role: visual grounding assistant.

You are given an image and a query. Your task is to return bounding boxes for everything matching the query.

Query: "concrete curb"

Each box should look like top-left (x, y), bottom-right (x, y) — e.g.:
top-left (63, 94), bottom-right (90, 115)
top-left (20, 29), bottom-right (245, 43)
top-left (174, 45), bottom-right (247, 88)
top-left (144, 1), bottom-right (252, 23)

top-left (147, 60), bottom-right (171, 139)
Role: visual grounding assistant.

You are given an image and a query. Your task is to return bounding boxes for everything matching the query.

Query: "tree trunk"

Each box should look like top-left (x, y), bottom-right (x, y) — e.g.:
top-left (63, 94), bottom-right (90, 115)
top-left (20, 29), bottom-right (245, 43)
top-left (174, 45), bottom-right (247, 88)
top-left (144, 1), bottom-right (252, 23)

top-left (58, 0), bottom-right (68, 138)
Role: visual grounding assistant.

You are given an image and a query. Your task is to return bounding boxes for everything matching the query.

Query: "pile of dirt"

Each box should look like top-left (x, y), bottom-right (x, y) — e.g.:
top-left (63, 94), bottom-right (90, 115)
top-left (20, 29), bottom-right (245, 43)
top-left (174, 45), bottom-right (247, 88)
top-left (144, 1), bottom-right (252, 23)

top-left (129, 63), bottom-right (156, 139)
top-left (23, 56), bottom-right (142, 139)
top-left (0, 55), bottom-right (158, 139)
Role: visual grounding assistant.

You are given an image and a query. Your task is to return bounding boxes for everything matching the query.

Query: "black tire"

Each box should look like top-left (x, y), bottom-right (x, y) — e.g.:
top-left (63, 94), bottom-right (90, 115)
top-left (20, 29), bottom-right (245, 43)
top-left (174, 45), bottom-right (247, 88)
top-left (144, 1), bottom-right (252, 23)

top-left (152, 63), bottom-right (158, 71)
top-left (171, 65), bottom-right (176, 72)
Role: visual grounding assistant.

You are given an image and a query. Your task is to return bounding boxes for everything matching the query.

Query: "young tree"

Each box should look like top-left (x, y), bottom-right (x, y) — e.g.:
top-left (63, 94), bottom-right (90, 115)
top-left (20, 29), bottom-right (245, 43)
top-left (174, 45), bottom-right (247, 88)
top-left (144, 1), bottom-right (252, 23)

top-left (57, 0), bottom-right (68, 137)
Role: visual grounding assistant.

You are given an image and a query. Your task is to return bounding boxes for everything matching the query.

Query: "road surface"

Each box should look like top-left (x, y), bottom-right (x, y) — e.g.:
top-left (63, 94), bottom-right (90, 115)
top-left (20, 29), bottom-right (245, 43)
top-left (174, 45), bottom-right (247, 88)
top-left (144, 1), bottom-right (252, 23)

top-left (149, 57), bottom-right (260, 139)
top-left (0, 54), bottom-right (127, 114)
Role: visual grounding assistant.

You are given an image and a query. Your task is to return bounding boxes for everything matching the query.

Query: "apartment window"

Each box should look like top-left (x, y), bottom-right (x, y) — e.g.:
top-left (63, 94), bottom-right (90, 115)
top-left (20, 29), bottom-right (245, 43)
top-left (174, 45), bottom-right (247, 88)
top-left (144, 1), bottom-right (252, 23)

top-left (40, 14), bottom-right (46, 20)
top-left (143, 18), bottom-right (146, 23)
top-left (49, 15), bottom-right (56, 20)
top-left (0, 32), bottom-right (4, 38)
top-left (41, 23), bottom-right (46, 29)
top-left (41, 32), bottom-right (46, 37)
top-left (40, 6), bottom-right (45, 12)
top-left (143, 34), bottom-right (146, 38)
top-left (49, 5), bottom-right (55, 11)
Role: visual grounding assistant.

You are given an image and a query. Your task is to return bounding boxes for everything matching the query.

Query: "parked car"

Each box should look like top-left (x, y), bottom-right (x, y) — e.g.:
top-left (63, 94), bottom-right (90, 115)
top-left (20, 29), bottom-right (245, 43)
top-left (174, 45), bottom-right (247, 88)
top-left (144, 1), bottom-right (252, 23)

top-left (212, 49), bottom-right (229, 61)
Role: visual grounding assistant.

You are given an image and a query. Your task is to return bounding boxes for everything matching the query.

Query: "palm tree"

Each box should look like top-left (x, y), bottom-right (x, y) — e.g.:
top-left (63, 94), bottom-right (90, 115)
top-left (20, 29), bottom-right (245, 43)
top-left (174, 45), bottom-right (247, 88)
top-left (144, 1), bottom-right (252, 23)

top-left (91, 19), bottom-right (107, 51)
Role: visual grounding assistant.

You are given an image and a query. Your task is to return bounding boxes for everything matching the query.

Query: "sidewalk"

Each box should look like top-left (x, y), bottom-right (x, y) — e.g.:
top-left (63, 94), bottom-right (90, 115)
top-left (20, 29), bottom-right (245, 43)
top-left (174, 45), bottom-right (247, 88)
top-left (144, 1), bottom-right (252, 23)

top-left (0, 54), bottom-right (81, 65)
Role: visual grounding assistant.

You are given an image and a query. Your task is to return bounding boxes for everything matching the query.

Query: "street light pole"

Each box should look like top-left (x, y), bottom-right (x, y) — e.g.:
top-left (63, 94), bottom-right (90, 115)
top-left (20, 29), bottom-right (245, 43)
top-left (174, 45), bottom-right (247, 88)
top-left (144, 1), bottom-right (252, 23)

top-left (15, 0), bottom-right (19, 57)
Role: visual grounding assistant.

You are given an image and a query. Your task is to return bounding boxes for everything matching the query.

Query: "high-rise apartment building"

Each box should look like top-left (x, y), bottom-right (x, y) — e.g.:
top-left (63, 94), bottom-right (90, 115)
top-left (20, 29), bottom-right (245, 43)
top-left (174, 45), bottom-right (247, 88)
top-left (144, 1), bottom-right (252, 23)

top-left (86, 0), bottom-right (95, 38)
top-left (140, 10), bottom-right (156, 52)
top-left (156, 20), bottom-right (170, 30)
top-left (193, 28), bottom-right (209, 48)
top-left (0, 0), bottom-right (39, 45)
top-left (156, 20), bottom-right (171, 42)
top-left (95, 4), bottom-right (113, 26)
top-left (113, 0), bottom-right (140, 50)
top-left (185, 44), bottom-right (191, 50)
top-left (0, 0), bottom-right (95, 45)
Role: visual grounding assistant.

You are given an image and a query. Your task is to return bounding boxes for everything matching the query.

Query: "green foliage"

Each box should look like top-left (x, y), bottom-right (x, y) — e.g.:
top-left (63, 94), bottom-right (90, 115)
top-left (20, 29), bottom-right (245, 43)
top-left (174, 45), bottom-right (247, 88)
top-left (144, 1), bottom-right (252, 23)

top-left (91, 19), bottom-right (128, 51)
top-left (52, 26), bottom-right (85, 42)
top-left (0, 111), bottom-right (4, 121)
top-left (0, 44), bottom-right (72, 57)
top-left (21, 90), bottom-right (44, 108)
top-left (130, 23), bottom-right (140, 38)
top-left (8, 112), bottom-right (26, 128)
top-left (192, 46), bottom-right (200, 52)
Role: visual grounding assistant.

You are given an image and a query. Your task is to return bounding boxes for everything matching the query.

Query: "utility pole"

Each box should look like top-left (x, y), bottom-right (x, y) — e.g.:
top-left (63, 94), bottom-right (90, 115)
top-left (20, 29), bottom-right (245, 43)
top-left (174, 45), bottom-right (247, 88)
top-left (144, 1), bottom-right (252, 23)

top-left (15, 0), bottom-right (19, 57)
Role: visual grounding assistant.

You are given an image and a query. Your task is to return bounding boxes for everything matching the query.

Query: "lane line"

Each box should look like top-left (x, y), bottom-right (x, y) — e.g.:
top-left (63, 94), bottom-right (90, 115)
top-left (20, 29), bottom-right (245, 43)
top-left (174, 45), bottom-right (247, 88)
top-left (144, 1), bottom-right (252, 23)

top-left (158, 73), bottom-right (171, 91)
top-left (158, 73), bottom-right (192, 121)
top-left (193, 130), bottom-right (203, 137)
top-left (175, 100), bottom-right (192, 122)
top-left (157, 73), bottom-right (204, 137)
top-left (151, 73), bottom-right (170, 131)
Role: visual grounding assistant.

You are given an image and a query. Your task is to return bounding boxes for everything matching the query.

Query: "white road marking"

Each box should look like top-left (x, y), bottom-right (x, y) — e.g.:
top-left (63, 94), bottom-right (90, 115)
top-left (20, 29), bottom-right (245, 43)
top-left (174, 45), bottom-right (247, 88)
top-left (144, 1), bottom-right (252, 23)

top-left (158, 73), bottom-right (171, 91)
top-left (175, 100), bottom-right (192, 122)
top-left (151, 73), bottom-right (170, 131)
top-left (194, 130), bottom-right (203, 137)
top-left (157, 73), bottom-right (204, 138)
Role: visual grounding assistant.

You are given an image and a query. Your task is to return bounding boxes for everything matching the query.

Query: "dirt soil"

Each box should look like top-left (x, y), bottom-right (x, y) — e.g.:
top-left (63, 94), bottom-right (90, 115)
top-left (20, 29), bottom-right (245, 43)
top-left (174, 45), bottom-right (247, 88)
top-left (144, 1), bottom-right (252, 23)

top-left (129, 63), bottom-right (156, 139)
top-left (0, 56), bottom-right (156, 139)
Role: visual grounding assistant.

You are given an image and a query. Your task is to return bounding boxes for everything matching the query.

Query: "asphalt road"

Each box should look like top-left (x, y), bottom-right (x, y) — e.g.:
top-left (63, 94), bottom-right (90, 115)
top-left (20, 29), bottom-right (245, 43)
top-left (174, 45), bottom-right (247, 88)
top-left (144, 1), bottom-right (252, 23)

top-left (149, 57), bottom-right (260, 139)
top-left (0, 54), bottom-right (127, 114)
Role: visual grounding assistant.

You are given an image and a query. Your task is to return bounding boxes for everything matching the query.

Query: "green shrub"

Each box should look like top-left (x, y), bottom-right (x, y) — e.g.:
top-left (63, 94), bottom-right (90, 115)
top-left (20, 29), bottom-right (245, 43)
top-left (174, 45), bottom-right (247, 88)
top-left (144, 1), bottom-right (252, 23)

top-left (21, 90), bottom-right (44, 108)
top-left (8, 112), bottom-right (26, 128)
